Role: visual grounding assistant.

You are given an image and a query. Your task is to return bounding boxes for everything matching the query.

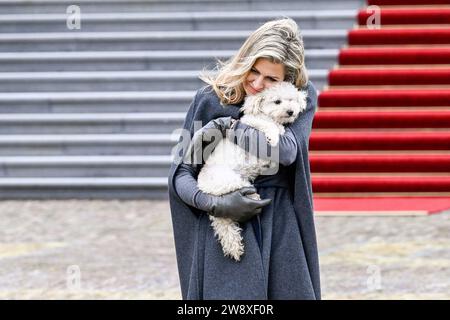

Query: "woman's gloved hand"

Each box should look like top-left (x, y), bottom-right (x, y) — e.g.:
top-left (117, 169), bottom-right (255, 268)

top-left (183, 116), bottom-right (234, 166)
top-left (208, 186), bottom-right (272, 223)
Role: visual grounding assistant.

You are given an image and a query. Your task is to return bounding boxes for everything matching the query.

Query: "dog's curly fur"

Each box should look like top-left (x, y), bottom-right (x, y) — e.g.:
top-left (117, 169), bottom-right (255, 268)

top-left (197, 82), bottom-right (307, 261)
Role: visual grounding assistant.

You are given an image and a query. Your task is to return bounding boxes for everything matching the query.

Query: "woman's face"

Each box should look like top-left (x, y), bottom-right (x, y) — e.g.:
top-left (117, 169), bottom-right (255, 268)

top-left (243, 58), bottom-right (285, 96)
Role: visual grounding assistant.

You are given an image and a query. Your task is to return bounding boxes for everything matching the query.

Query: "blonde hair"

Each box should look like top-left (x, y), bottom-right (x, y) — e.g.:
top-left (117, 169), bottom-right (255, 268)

top-left (199, 18), bottom-right (309, 105)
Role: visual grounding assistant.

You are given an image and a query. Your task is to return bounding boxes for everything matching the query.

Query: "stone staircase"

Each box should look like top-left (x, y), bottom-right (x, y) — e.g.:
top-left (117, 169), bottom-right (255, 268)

top-left (0, 0), bottom-right (365, 199)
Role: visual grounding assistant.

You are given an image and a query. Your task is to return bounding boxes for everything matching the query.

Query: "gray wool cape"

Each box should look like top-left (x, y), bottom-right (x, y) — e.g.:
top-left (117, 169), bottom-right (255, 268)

top-left (167, 81), bottom-right (321, 300)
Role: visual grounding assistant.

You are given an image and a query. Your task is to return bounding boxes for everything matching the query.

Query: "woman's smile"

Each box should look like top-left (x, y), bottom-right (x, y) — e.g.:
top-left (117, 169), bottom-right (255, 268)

top-left (247, 85), bottom-right (261, 95)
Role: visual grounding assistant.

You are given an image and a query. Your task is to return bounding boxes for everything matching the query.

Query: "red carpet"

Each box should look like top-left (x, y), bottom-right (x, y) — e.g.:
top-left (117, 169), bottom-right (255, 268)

top-left (313, 176), bottom-right (450, 193)
top-left (349, 28), bottom-right (450, 45)
top-left (339, 47), bottom-right (450, 65)
top-left (314, 0), bottom-right (450, 214)
top-left (319, 89), bottom-right (450, 107)
top-left (313, 110), bottom-right (450, 128)
top-left (310, 131), bottom-right (450, 151)
top-left (310, 154), bottom-right (450, 172)
top-left (368, 0), bottom-right (450, 5)
top-left (358, 9), bottom-right (450, 26)
top-left (314, 197), bottom-right (450, 216)
top-left (329, 68), bottom-right (450, 86)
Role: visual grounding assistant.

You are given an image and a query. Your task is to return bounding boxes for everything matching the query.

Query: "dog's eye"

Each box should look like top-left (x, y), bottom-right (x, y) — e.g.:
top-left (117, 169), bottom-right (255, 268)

top-left (274, 100), bottom-right (281, 105)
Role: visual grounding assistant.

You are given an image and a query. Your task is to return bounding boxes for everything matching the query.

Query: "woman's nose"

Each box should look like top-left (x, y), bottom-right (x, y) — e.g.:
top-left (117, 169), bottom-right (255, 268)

top-left (252, 76), bottom-right (264, 90)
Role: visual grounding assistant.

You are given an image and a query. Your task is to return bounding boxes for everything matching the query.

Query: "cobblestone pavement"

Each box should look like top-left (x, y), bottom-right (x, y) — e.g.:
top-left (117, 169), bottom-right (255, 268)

top-left (0, 200), bottom-right (448, 300)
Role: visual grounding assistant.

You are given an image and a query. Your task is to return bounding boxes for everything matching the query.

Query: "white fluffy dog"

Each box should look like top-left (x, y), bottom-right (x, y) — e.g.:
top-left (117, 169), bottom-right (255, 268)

top-left (197, 81), bottom-right (307, 261)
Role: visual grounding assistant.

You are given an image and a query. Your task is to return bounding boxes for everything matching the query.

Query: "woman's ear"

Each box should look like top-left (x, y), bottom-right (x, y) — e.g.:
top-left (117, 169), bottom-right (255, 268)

top-left (240, 94), bottom-right (265, 115)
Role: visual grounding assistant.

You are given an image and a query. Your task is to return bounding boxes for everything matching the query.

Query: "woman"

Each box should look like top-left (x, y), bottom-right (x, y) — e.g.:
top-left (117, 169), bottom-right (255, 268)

top-left (168, 18), bottom-right (320, 300)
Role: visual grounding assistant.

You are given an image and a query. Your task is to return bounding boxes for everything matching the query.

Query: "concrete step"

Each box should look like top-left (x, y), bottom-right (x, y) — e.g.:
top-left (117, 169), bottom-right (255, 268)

top-left (0, 177), bottom-right (168, 199)
top-left (0, 91), bottom-right (196, 113)
top-left (0, 71), bottom-right (205, 92)
top-left (0, 30), bottom-right (347, 51)
top-left (0, 50), bottom-right (339, 71)
top-left (0, 0), bottom-right (366, 14)
top-left (0, 155), bottom-right (172, 177)
top-left (0, 113), bottom-right (186, 134)
top-left (0, 83), bottom-right (321, 113)
top-left (0, 11), bottom-right (357, 32)
top-left (0, 69), bottom-right (328, 92)
top-left (0, 134), bottom-right (176, 155)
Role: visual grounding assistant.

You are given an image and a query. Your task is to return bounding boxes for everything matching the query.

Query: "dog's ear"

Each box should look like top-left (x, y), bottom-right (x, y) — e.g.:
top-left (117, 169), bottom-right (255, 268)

top-left (297, 90), bottom-right (308, 111)
top-left (297, 90), bottom-right (307, 103)
top-left (240, 94), bottom-right (265, 115)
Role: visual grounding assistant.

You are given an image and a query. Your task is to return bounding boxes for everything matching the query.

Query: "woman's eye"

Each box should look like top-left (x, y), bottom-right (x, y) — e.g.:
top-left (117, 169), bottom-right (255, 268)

top-left (274, 100), bottom-right (281, 105)
top-left (250, 68), bottom-right (258, 74)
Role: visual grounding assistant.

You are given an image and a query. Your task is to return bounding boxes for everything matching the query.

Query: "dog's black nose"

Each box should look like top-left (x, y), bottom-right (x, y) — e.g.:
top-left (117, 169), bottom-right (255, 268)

top-left (287, 110), bottom-right (294, 116)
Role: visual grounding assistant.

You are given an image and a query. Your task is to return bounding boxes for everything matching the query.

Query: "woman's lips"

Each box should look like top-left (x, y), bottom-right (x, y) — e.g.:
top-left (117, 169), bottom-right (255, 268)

top-left (248, 85), bottom-right (260, 95)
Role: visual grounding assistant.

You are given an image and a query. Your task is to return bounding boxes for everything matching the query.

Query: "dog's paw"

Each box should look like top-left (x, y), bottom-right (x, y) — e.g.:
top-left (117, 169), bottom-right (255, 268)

top-left (265, 129), bottom-right (280, 147)
top-left (245, 191), bottom-right (260, 200)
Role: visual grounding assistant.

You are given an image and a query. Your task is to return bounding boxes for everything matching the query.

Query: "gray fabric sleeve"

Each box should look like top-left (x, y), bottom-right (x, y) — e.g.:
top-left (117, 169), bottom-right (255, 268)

top-left (230, 121), bottom-right (298, 166)
top-left (173, 163), bottom-right (213, 212)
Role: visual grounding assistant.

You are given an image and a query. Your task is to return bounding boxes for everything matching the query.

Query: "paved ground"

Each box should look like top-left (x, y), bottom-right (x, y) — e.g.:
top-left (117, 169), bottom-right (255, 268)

top-left (0, 199), bottom-right (448, 300)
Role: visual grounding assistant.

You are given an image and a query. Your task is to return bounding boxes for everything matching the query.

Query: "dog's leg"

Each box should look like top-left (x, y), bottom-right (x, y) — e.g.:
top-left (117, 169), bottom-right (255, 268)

top-left (209, 216), bottom-right (244, 261)
top-left (245, 191), bottom-right (261, 201)
top-left (240, 114), bottom-right (282, 147)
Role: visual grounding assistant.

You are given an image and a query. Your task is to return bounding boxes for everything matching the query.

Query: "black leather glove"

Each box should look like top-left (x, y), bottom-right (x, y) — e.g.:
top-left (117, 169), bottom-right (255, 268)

top-left (183, 116), bottom-right (234, 167)
top-left (208, 186), bottom-right (272, 223)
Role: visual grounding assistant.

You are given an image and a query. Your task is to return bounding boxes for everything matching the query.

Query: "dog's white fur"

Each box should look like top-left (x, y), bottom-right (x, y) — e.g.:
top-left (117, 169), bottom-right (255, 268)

top-left (197, 82), bottom-right (307, 261)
